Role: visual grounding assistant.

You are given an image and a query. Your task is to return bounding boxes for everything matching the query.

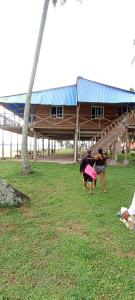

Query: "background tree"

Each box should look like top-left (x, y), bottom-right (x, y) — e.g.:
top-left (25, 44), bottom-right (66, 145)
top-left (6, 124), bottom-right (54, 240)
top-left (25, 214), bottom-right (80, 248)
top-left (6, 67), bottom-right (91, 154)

top-left (57, 140), bottom-right (64, 149)
top-left (130, 88), bottom-right (135, 92)
top-left (22, 0), bottom-right (80, 174)
top-left (22, 0), bottom-right (50, 174)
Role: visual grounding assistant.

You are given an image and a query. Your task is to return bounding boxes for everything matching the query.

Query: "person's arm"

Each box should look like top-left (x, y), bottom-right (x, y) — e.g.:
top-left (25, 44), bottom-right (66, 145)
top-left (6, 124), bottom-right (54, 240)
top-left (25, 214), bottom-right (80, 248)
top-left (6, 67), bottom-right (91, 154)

top-left (122, 210), bottom-right (129, 220)
top-left (91, 157), bottom-right (96, 166)
top-left (128, 193), bottom-right (135, 215)
top-left (80, 157), bottom-right (85, 173)
top-left (104, 156), bottom-right (107, 166)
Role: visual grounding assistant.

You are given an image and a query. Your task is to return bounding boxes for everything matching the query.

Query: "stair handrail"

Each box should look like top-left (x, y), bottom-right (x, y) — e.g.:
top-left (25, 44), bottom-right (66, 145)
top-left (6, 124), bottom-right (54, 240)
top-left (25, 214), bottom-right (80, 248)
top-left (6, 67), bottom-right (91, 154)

top-left (90, 111), bottom-right (129, 146)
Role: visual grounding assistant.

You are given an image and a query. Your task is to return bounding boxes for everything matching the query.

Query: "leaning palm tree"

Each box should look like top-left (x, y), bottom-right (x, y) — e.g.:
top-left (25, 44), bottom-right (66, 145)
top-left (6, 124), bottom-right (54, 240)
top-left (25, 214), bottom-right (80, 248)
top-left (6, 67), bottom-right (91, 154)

top-left (22, 0), bottom-right (79, 174)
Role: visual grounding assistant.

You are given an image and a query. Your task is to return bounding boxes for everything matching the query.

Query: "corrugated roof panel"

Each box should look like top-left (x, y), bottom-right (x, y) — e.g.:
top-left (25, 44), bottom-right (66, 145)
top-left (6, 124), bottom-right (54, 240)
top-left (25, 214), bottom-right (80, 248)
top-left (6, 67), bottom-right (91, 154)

top-left (0, 85), bottom-right (77, 106)
top-left (77, 77), bottom-right (135, 103)
top-left (0, 93), bottom-right (27, 104)
top-left (1, 103), bottom-right (25, 117)
top-left (37, 85), bottom-right (77, 106)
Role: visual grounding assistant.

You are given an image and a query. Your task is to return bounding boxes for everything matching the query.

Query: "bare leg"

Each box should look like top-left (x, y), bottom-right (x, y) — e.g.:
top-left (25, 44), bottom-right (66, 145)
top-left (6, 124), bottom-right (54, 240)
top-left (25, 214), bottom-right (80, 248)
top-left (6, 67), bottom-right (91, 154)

top-left (93, 179), bottom-right (97, 188)
top-left (100, 172), bottom-right (107, 192)
top-left (89, 182), bottom-right (93, 193)
top-left (83, 179), bottom-right (87, 191)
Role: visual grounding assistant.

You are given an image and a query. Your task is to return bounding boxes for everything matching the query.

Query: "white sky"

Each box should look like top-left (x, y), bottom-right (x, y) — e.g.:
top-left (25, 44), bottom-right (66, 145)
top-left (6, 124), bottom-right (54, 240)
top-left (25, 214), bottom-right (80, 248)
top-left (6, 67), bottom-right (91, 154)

top-left (0, 0), bottom-right (135, 97)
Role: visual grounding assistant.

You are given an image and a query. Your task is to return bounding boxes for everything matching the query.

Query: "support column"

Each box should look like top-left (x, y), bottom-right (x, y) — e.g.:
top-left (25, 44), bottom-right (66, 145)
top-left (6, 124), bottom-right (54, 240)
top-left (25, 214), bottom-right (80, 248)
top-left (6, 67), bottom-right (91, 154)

top-left (42, 136), bottom-right (44, 157)
top-left (37, 138), bottom-right (40, 152)
top-left (78, 129), bottom-right (81, 158)
top-left (48, 138), bottom-right (50, 156)
top-left (114, 142), bottom-right (118, 163)
top-left (10, 132), bottom-right (12, 158)
top-left (30, 138), bottom-right (32, 152)
top-left (51, 140), bottom-right (54, 155)
top-left (2, 129), bottom-right (4, 159)
top-left (33, 131), bottom-right (37, 161)
top-left (74, 104), bottom-right (80, 163)
top-left (54, 140), bottom-right (56, 154)
top-left (124, 128), bottom-right (129, 165)
top-left (74, 129), bottom-right (78, 162)
top-left (13, 114), bottom-right (15, 126)
top-left (3, 108), bottom-right (6, 126)
top-left (111, 140), bottom-right (117, 165)
top-left (17, 134), bottom-right (19, 156)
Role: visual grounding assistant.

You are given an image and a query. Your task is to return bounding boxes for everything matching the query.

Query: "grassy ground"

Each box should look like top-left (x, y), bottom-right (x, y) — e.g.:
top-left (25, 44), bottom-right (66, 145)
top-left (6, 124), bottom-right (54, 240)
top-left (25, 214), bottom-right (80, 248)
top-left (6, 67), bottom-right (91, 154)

top-left (0, 161), bottom-right (135, 300)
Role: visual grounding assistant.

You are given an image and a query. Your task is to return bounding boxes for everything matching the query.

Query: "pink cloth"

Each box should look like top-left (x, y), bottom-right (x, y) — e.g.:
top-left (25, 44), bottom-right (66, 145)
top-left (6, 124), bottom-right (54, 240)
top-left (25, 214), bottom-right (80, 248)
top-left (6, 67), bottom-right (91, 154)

top-left (84, 165), bottom-right (97, 179)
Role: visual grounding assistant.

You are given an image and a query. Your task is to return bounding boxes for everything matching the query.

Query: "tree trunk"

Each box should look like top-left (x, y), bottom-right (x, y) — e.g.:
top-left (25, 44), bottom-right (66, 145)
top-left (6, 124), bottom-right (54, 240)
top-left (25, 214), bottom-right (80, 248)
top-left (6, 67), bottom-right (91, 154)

top-left (21, 0), bottom-right (50, 174)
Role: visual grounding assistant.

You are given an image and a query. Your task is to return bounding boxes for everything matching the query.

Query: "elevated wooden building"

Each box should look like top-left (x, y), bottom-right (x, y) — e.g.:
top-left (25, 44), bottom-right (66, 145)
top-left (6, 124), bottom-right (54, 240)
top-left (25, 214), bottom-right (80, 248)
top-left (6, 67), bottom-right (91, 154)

top-left (0, 77), bottom-right (135, 161)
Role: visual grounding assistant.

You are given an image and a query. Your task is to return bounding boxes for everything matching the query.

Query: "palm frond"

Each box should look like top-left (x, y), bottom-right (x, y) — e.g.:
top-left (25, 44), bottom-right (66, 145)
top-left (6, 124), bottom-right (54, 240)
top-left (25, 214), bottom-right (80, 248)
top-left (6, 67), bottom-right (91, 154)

top-left (52, 0), bottom-right (81, 6)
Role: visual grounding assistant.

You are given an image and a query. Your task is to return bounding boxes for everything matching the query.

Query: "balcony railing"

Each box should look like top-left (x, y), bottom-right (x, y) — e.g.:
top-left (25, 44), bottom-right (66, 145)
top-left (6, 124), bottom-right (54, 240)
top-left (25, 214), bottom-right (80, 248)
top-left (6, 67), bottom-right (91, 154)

top-left (0, 113), bottom-right (23, 127)
top-left (0, 111), bottom-right (135, 130)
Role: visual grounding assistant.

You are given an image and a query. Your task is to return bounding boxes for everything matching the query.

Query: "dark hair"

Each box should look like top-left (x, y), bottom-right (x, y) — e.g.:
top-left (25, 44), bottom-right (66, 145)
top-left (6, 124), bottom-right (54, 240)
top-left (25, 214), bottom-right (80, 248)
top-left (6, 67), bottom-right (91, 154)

top-left (86, 149), bottom-right (92, 157)
top-left (98, 148), bottom-right (103, 155)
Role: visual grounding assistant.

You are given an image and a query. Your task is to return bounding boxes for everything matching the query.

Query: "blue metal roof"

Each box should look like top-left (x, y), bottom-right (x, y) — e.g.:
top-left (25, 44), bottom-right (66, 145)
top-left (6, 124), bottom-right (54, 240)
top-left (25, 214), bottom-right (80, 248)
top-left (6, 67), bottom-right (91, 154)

top-left (3, 103), bottom-right (25, 115)
top-left (1, 77), bottom-right (135, 116)
top-left (36, 85), bottom-right (77, 106)
top-left (0, 84), bottom-right (77, 113)
top-left (77, 77), bottom-right (135, 103)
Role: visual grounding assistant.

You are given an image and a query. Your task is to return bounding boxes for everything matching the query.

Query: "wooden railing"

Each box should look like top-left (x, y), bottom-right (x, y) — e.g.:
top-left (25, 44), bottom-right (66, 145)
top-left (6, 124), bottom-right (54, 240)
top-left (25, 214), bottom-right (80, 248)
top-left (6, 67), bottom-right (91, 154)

top-left (89, 112), bottom-right (131, 154)
top-left (32, 114), bottom-right (76, 128)
top-left (0, 110), bottom-right (135, 132)
top-left (0, 113), bottom-right (23, 127)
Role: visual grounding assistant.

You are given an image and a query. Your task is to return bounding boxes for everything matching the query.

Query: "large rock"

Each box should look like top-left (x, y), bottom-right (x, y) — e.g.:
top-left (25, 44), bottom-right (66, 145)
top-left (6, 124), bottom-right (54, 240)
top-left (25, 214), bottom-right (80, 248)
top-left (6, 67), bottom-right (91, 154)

top-left (0, 177), bottom-right (30, 208)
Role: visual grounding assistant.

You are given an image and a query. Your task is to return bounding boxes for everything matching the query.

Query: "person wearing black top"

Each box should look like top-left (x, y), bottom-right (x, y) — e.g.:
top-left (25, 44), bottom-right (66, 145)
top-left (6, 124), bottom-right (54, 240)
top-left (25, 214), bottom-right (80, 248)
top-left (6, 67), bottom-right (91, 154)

top-left (80, 149), bottom-right (95, 193)
top-left (94, 148), bottom-right (107, 192)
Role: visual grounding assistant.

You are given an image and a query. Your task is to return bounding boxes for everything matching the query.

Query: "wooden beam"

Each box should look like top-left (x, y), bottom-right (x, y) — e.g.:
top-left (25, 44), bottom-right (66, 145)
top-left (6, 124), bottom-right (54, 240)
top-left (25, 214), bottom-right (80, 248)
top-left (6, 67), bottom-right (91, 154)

top-left (2, 129), bottom-right (4, 159)
top-left (48, 138), bottom-right (50, 156)
top-left (124, 128), bottom-right (129, 165)
top-left (33, 131), bottom-right (37, 161)
top-left (10, 132), bottom-right (12, 158)
top-left (74, 104), bottom-right (80, 162)
top-left (42, 136), bottom-right (44, 157)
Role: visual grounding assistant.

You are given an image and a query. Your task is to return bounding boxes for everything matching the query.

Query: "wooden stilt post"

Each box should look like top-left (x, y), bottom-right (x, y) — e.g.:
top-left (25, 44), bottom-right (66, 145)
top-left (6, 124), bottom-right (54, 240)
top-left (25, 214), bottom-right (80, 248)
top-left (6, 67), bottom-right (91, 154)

top-left (10, 132), bottom-right (12, 158)
top-left (2, 108), bottom-right (6, 159)
top-left (74, 104), bottom-right (80, 163)
top-left (51, 140), bottom-right (53, 155)
top-left (111, 140), bottom-right (117, 165)
top-left (74, 129), bottom-right (78, 162)
top-left (33, 131), bottom-right (37, 161)
top-left (2, 129), bottom-right (4, 159)
top-left (48, 138), bottom-right (50, 156)
top-left (124, 127), bottom-right (129, 165)
top-left (30, 137), bottom-right (32, 152)
top-left (54, 140), bottom-right (56, 154)
top-left (17, 134), bottom-right (19, 156)
top-left (42, 136), bottom-right (44, 157)
top-left (37, 138), bottom-right (39, 152)
top-left (114, 140), bottom-right (118, 163)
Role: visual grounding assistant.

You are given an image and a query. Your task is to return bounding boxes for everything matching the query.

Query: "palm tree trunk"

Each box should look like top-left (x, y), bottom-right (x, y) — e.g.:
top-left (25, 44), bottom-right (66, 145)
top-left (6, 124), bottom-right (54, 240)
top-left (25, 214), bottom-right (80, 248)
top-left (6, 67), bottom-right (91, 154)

top-left (22, 0), bottom-right (50, 174)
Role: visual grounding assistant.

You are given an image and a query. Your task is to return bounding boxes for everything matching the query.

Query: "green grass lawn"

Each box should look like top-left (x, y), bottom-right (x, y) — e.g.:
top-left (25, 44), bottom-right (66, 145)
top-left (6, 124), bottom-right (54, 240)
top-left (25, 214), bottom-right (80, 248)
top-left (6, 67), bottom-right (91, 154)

top-left (0, 161), bottom-right (135, 300)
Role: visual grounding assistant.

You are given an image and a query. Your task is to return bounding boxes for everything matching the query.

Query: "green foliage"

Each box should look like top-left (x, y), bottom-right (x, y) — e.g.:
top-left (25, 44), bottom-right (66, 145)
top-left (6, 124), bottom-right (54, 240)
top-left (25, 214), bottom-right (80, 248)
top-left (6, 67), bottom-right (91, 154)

top-left (52, 0), bottom-right (68, 6)
top-left (129, 87), bottom-right (135, 92)
top-left (0, 161), bottom-right (135, 299)
top-left (52, 0), bottom-right (81, 6)
top-left (117, 152), bottom-right (135, 163)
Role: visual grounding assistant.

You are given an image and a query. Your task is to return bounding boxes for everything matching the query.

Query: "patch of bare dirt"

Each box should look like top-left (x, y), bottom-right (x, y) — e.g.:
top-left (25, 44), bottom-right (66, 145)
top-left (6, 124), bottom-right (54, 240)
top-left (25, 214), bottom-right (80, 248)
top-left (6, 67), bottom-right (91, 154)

top-left (99, 295), bottom-right (106, 300)
top-left (57, 222), bottom-right (89, 237)
top-left (19, 206), bottom-right (34, 218)
top-left (101, 229), bottom-right (135, 258)
top-left (102, 230), bottom-right (113, 242)
top-left (0, 223), bottom-right (18, 234)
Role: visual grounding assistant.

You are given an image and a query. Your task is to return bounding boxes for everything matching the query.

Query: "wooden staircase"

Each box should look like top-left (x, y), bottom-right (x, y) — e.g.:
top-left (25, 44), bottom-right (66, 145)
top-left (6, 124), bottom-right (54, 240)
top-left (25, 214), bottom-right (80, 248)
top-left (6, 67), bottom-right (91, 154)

top-left (90, 112), bottom-right (129, 155)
